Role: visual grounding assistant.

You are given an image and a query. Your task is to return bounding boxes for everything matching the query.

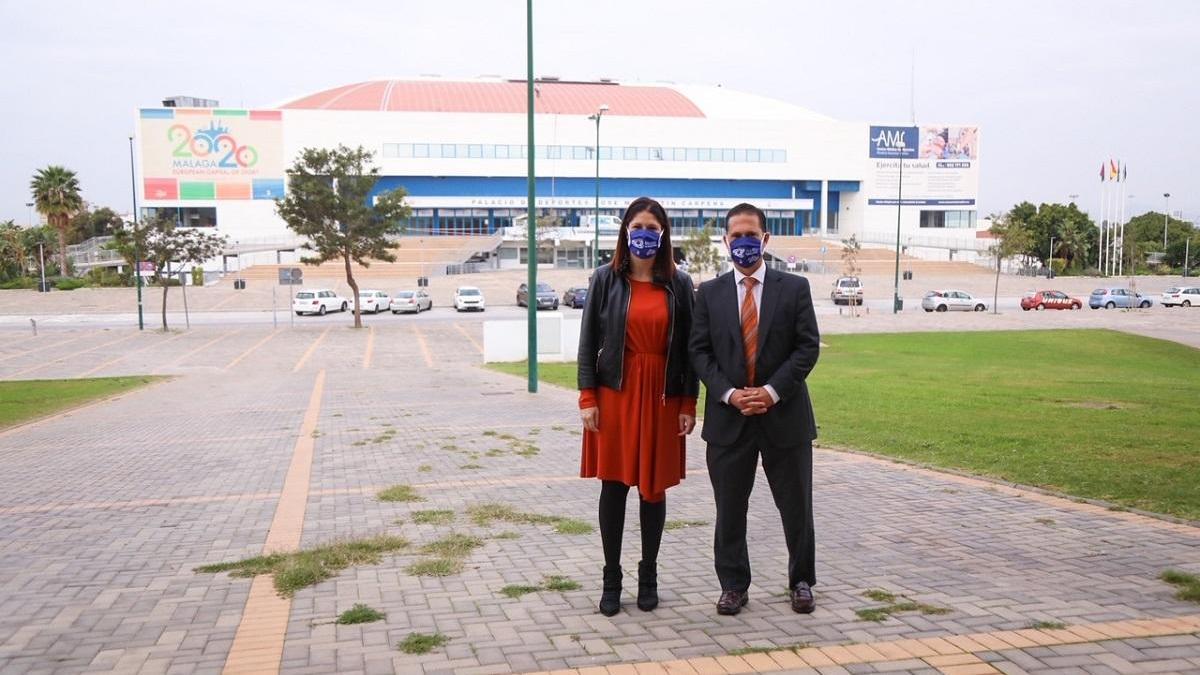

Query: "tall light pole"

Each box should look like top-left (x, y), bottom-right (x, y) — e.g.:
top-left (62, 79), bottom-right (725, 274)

top-left (24, 201), bottom-right (44, 292)
top-left (128, 135), bottom-right (144, 330)
top-left (588, 104), bottom-right (609, 269)
top-left (892, 140), bottom-right (905, 314)
top-left (524, 0), bottom-right (538, 392)
top-left (1163, 192), bottom-right (1171, 251)
top-left (1049, 235), bottom-right (1055, 279)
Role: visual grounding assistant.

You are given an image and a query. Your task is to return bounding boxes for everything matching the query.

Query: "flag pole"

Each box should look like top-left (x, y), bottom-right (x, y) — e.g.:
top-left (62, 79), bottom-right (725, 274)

top-left (1118, 162), bottom-right (1126, 277)
top-left (1099, 164), bottom-right (1106, 276)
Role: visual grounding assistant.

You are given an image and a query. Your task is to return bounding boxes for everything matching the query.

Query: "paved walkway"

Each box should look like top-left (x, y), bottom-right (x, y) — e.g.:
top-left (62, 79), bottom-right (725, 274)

top-left (0, 323), bottom-right (1197, 674)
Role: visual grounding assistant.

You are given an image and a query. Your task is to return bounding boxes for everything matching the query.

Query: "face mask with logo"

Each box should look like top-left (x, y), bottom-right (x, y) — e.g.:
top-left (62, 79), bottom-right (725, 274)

top-left (628, 228), bottom-right (661, 259)
top-left (728, 236), bottom-right (763, 268)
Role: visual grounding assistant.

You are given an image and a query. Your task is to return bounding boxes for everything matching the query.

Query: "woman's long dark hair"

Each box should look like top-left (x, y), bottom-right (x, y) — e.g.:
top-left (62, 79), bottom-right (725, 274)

top-left (610, 196), bottom-right (676, 280)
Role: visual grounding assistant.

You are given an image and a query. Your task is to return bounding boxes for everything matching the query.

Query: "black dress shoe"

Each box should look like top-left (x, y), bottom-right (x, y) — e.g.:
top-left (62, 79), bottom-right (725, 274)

top-left (599, 566), bottom-right (622, 617)
top-left (790, 582), bottom-right (815, 614)
top-left (716, 590), bottom-right (748, 615)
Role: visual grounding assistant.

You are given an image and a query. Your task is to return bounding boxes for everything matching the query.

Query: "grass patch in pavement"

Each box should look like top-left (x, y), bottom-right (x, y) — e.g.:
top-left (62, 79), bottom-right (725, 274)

top-left (467, 502), bottom-right (594, 535)
top-left (411, 510), bottom-right (455, 525)
top-left (377, 484), bottom-right (424, 503)
top-left (406, 558), bottom-right (463, 577)
top-left (420, 534), bottom-right (484, 558)
top-left (664, 519), bottom-right (709, 530)
top-left (856, 589), bottom-right (951, 622)
top-left (0, 376), bottom-right (162, 429)
top-left (1161, 569), bottom-right (1200, 603)
top-left (1028, 620), bottom-right (1066, 630)
top-left (195, 534), bottom-right (409, 597)
top-left (398, 632), bottom-right (448, 654)
top-left (500, 575), bottom-right (580, 599)
top-left (336, 603), bottom-right (386, 625)
top-left (489, 330), bottom-right (1200, 520)
top-left (728, 643), bottom-right (810, 656)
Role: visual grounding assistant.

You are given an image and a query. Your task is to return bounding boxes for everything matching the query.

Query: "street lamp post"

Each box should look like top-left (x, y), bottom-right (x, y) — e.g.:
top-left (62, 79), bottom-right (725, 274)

top-left (1049, 236), bottom-right (1055, 279)
top-left (1163, 192), bottom-right (1171, 251)
top-left (892, 140), bottom-right (905, 314)
top-left (128, 135), bottom-right (144, 330)
top-left (587, 104), bottom-right (609, 269)
top-left (524, 0), bottom-right (537, 393)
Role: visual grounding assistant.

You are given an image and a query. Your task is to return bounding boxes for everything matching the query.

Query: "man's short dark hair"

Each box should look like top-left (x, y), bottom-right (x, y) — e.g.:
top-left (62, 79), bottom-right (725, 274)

top-left (725, 203), bottom-right (766, 232)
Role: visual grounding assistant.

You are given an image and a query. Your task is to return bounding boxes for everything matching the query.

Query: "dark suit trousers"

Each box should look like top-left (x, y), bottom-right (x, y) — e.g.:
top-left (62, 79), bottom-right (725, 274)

top-left (706, 421), bottom-right (815, 593)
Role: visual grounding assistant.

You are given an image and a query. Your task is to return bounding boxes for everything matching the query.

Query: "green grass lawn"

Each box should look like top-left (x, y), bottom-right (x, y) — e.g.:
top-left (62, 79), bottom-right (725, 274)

top-left (487, 330), bottom-right (1200, 520)
top-left (0, 376), bottom-right (162, 429)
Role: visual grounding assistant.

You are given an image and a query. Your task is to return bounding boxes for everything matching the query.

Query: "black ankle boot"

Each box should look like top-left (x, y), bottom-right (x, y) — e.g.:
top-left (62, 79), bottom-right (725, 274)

top-left (637, 560), bottom-right (658, 611)
top-left (599, 565), bottom-right (622, 616)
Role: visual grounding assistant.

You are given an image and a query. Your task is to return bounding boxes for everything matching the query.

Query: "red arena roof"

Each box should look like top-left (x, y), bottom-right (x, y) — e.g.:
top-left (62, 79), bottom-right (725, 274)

top-left (279, 80), bottom-right (705, 117)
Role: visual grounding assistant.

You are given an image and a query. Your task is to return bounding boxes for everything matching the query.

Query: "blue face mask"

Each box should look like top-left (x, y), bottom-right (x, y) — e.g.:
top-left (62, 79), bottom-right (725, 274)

top-left (729, 235), bottom-right (763, 268)
top-left (628, 228), bottom-right (661, 259)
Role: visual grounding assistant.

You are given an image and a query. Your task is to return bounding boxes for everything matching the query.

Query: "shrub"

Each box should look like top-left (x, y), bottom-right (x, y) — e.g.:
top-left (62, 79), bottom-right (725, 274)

top-left (85, 268), bottom-right (128, 287)
top-left (0, 277), bottom-right (36, 290)
top-left (53, 277), bottom-right (88, 291)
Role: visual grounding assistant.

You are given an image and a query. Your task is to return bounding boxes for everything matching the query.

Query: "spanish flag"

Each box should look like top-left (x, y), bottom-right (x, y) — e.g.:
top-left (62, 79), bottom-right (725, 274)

top-left (1110, 159), bottom-right (1119, 180)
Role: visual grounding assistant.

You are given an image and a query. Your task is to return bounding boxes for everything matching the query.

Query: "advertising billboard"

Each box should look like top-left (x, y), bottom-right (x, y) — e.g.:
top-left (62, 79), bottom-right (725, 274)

top-left (866, 124), bottom-right (979, 207)
top-left (139, 108), bottom-right (285, 202)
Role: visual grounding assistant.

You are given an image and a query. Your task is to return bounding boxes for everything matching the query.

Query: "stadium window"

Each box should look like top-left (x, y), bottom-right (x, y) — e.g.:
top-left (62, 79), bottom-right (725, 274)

top-left (920, 210), bottom-right (946, 228)
top-left (599, 146), bottom-right (613, 160)
top-left (396, 144), bottom-right (412, 158)
top-left (623, 146), bottom-right (637, 160)
top-left (382, 143), bottom-right (399, 158)
top-left (697, 148), bottom-right (711, 162)
top-left (746, 149), bottom-right (760, 162)
top-left (413, 144), bottom-right (429, 158)
top-left (455, 144), bottom-right (468, 158)
top-left (547, 145), bottom-right (562, 159)
top-left (650, 147), bottom-right (663, 161)
top-left (440, 144), bottom-right (455, 158)
top-left (468, 144), bottom-right (483, 158)
top-left (482, 144), bottom-right (495, 159)
top-left (722, 148), bottom-right (735, 162)
top-left (686, 148), bottom-right (699, 161)
top-left (673, 147), bottom-right (686, 161)
top-left (773, 149), bottom-right (787, 162)
top-left (734, 149), bottom-right (746, 162)
top-left (495, 145), bottom-right (509, 159)
top-left (636, 147), bottom-right (650, 161)
top-left (710, 148), bottom-right (723, 161)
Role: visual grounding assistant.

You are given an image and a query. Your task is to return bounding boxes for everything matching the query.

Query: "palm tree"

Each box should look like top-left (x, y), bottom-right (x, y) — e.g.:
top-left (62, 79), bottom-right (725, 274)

top-left (30, 166), bottom-right (83, 275)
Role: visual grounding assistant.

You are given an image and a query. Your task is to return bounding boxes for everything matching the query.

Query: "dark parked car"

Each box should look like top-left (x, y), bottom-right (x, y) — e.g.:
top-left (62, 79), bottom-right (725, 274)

top-left (563, 286), bottom-right (588, 309)
top-left (517, 282), bottom-right (559, 310)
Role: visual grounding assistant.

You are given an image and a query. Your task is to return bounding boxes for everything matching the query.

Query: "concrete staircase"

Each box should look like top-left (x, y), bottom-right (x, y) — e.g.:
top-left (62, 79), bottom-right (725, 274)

top-left (228, 235), bottom-right (501, 284)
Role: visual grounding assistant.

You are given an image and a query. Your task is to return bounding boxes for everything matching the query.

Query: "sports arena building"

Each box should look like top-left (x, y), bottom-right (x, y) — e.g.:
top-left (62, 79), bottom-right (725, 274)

top-left (135, 77), bottom-right (981, 270)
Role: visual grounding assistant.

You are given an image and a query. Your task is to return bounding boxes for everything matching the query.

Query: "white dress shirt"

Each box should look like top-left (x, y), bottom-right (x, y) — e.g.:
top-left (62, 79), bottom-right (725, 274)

top-left (721, 263), bottom-right (780, 405)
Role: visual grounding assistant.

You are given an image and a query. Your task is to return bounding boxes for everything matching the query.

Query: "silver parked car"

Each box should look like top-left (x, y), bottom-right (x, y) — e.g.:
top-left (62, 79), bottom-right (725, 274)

top-left (922, 289), bottom-right (988, 312)
top-left (1088, 287), bottom-right (1152, 309)
top-left (390, 289), bottom-right (433, 314)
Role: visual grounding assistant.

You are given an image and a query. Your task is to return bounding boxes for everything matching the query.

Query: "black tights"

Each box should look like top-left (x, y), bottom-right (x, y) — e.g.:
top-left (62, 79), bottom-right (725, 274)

top-left (598, 480), bottom-right (666, 569)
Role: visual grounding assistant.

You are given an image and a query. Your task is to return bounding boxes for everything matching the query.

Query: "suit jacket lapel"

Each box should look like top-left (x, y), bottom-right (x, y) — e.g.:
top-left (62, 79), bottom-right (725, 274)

top-left (720, 270), bottom-right (743, 347)
top-left (757, 268), bottom-right (781, 353)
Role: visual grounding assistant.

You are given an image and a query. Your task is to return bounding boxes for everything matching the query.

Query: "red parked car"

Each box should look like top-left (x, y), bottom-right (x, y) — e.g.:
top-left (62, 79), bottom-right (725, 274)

top-left (1021, 290), bottom-right (1082, 311)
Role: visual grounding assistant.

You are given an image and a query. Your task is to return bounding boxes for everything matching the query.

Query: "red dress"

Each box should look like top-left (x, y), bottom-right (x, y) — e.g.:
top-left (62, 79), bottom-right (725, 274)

top-left (580, 279), bottom-right (697, 503)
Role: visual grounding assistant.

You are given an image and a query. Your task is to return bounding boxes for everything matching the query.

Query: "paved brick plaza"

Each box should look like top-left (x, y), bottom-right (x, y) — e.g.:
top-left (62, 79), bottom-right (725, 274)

top-left (0, 322), bottom-right (1198, 674)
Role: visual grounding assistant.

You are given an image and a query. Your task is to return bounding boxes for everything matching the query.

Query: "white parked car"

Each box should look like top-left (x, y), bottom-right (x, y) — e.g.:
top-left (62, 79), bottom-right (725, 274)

top-left (293, 289), bottom-right (349, 316)
top-left (357, 289), bottom-right (391, 313)
top-left (831, 276), bottom-right (864, 305)
top-left (390, 289), bottom-right (432, 314)
top-left (921, 289), bottom-right (988, 312)
top-left (454, 286), bottom-right (486, 312)
top-left (1161, 286), bottom-right (1200, 307)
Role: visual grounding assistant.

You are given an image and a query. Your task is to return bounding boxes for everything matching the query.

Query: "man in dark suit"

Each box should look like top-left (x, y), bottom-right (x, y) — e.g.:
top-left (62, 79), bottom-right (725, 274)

top-left (689, 202), bottom-right (821, 616)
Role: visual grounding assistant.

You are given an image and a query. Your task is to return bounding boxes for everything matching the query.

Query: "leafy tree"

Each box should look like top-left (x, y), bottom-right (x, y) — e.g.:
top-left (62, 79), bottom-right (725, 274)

top-left (69, 206), bottom-right (123, 244)
top-left (20, 226), bottom-right (58, 276)
top-left (0, 221), bottom-right (25, 281)
top-left (987, 212), bottom-right (1033, 313)
top-left (110, 212), bottom-right (226, 330)
top-left (276, 145), bottom-right (411, 328)
top-left (678, 219), bottom-right (722, 279)
top-left (1122, 212), bottom-right (1195, 270)
top-left (1006, 201), bottom-right (1096, 271)
top-left (29, 166), bottom-right (84, 275)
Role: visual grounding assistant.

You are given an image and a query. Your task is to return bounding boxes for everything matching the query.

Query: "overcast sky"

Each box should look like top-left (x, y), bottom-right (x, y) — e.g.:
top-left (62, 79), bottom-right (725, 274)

top-left (2, 0), bottom-right (1197, 224)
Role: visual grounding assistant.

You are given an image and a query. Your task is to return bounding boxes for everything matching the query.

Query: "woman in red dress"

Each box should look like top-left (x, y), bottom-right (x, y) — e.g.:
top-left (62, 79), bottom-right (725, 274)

top-left (577, 197), bottom-right (699, 616)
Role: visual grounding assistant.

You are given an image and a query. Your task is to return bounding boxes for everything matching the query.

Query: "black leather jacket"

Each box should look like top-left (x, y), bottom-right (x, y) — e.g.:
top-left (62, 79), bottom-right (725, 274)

top-left (577, 263), bottom-right (700, 399)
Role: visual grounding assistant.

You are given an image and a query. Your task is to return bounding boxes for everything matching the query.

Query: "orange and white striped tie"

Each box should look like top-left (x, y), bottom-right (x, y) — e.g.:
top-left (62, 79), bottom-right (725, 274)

top-left (741, 277), bottom-right (758, 385)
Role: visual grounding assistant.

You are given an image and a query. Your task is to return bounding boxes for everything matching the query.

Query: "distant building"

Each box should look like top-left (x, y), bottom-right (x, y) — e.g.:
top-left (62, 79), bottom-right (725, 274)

top-left (135, 78), bottom-right (982, 270)
top-left (161, 95), bottom-right (218, 108)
